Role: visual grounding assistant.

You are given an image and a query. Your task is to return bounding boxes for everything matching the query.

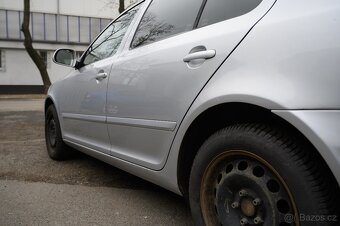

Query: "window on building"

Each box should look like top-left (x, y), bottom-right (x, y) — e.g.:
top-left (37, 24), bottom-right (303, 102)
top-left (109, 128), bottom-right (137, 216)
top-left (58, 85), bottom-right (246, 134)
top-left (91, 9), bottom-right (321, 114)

top-left (197, 0), bottom-right (262, 28)
top-left (131, 0), bottom-right (203, 48)
top-left (83, 4), bottom-right (141, 66)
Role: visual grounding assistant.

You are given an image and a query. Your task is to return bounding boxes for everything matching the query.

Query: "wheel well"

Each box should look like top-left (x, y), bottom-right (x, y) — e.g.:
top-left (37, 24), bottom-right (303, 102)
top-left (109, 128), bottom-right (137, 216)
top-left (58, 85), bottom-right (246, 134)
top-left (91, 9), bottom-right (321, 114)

top-left (44, 97), bottom-right (54, 114)
top-left (177, 103), bottom-right (333, 198)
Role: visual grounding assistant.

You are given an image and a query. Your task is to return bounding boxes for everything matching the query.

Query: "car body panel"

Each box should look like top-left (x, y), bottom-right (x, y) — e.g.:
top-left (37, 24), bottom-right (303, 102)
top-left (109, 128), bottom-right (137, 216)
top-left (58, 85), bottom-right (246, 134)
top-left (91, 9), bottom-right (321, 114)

top-left (48, 2), bottom-right (146, 155)
top-left (58, 58), bottom-right (113, 154)
top-left (46, 0), bottom-right (340, 195)
top-left (273, 110), bottom-right (340, 185)
top-left (163, 0), bottom-right (340, 190)
top-left (105, 0), bottom-right (276, 170)
top-left (196, 0), bottom-right (340, 110)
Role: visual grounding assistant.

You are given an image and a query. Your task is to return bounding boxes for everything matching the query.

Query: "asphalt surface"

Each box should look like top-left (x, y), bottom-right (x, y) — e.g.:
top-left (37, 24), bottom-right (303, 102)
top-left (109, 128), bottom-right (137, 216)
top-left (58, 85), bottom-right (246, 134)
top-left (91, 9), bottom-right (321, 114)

top-left (0, 98), bottom-right (193, 226)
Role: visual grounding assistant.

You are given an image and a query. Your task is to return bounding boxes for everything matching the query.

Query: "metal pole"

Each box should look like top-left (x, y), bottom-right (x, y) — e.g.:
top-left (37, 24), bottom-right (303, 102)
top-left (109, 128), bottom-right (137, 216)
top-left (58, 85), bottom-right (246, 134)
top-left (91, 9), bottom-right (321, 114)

top-left (31, 13), bottom-right (34, 39)
top-left (5, 10), bottom-right (8, 38)
top-left (55, 14), bottom-right (58, 41)
top-left (66, 15), bottom-right (69, 42)
top-left (78, 16), bottom-right (81, 43)
top-left (43, 13), bottom-right (46, 41)
top-left (89, 17), bottom-right (91, 42)
top-left (57, 0), bottom-right (60, 41)
top-left (19, 11), bottom-right (22, 39)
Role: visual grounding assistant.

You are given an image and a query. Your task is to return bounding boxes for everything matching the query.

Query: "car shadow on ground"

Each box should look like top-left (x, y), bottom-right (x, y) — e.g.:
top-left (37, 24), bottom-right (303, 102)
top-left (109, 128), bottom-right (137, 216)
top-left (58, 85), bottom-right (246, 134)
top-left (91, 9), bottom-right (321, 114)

top-left (0, 110), bottom-right (190, 214)
top-left (0, 100), bottom-right (194, 225)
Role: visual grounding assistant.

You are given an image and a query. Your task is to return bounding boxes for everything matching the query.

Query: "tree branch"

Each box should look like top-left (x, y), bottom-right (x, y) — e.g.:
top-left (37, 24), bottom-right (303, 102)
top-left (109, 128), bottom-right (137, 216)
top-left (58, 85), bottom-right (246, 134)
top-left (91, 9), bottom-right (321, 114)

top-left (119, 0), bottom-right (125, 13)
top-left (21, 0), bottom-right (51, 93)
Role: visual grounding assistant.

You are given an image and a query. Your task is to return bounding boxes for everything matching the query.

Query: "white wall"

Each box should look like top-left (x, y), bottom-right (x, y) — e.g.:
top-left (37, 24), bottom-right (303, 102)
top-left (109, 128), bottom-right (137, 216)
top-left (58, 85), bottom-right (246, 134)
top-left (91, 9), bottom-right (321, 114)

top-left (0, 48), bottom-right (74, 85)
top-left (0, 0), bottom-right (138, 19)
top-left (0, 0), bottom-right (139, 87)
top-left (0, 0), bottom-right (57, 14)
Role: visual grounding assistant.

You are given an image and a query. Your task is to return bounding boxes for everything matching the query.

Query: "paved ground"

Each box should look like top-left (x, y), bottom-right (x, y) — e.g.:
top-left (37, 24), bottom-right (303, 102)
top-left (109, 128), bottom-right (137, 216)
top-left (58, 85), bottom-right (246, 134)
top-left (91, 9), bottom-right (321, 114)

top-left (0, 98), bottom-right (193, 226)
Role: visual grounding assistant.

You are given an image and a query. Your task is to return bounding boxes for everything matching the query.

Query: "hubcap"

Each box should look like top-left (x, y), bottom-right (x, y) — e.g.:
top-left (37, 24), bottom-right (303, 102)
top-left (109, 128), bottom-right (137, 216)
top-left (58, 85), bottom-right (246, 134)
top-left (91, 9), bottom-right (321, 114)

top-left (240, 198), bottom-right (256, 217)
top-left (200, 151), bottom-right (299, 226)
top-left (48, 118), bottom-right (57, 147)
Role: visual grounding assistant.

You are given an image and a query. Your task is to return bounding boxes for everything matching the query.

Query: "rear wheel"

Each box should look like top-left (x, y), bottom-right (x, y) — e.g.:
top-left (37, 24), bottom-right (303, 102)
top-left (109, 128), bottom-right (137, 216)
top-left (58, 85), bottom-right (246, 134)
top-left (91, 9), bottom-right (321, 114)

top-left (45, 105), bottom-right (72, 160)
top-left (189, 124), bottom-right (339, 226)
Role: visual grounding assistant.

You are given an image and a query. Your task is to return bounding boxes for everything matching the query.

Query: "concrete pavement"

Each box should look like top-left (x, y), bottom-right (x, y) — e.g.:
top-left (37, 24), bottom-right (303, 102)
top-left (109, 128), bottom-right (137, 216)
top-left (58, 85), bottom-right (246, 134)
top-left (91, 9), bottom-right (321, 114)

top-left (0, 98), bottom-right (193, 226)
top-left (0, 180), bottom-right (191, 226)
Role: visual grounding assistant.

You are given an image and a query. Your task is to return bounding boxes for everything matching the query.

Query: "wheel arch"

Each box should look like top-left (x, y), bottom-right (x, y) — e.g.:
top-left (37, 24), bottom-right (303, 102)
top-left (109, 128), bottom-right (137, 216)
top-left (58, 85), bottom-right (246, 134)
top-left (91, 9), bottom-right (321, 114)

top-left (176, 102), bottom-right (337, 198)
top-left (44, 96), bottom-right (56, 114)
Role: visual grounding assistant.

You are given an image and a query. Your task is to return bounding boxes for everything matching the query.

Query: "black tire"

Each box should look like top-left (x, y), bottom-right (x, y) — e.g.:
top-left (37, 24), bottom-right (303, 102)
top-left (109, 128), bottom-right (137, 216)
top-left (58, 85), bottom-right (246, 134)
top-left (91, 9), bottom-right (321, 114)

top-left (189, 123), bottom-right (339, 226)
top-left (45, 105), bottom-right (72, 160)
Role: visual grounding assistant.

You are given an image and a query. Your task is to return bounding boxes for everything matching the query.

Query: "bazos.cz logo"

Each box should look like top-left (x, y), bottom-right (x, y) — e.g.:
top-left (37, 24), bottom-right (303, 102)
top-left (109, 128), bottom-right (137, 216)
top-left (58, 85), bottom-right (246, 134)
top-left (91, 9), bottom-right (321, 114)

top-left (284, 214), bottom-right (338, 223)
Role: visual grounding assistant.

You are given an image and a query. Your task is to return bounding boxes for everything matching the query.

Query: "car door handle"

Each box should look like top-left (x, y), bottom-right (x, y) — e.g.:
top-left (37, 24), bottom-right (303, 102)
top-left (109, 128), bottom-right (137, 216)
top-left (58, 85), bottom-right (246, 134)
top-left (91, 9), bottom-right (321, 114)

top-left (183, 50), bottom-right (216, 63)
top-left (96, 72), bottom-right (108, 81)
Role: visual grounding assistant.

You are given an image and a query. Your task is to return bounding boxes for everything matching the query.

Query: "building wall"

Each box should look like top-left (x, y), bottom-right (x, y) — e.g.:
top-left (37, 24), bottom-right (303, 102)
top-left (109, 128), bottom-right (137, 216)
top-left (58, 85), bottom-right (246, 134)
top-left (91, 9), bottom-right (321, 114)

top-left (0, 0), bottom-right (138, 19)
top-left (0, 48), bottom-right (74, 85)
top-left (0, 10), bottom-right (112, 45)
top-left (0, 0), bottom-right (138, 93)
top-left (0, 40), bottom-right (87, 86)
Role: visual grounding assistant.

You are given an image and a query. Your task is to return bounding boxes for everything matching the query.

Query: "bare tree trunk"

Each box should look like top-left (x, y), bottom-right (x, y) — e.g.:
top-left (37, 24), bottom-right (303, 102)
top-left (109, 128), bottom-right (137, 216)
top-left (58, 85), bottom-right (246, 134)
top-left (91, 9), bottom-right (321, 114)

top-left (119, 0), bottom-right (125, 13)
top-left (21, 0), bottom-right (51, 94)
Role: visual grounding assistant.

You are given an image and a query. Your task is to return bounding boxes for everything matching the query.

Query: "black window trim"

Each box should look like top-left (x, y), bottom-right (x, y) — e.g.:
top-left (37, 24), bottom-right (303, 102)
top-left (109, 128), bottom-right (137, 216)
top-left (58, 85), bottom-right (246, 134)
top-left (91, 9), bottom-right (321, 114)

top-left (193, 0), bottom-right (208, 29)
top-left (195, 0), bottom-right (264, 29)
top-left (128, 0), bottom-right (154, 50)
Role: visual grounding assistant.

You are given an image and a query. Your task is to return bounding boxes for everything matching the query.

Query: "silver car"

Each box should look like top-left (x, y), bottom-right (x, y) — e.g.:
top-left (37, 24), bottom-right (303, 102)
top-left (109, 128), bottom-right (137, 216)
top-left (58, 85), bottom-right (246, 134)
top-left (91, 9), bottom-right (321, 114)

top-left (46, 0), bottom-right (340, 225)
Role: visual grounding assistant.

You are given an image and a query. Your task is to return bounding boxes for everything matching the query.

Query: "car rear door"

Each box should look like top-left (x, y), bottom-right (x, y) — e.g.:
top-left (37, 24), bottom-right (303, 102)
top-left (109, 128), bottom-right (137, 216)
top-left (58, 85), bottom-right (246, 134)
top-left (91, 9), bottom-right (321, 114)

top-left (106, 0), bottom-right (276, 169)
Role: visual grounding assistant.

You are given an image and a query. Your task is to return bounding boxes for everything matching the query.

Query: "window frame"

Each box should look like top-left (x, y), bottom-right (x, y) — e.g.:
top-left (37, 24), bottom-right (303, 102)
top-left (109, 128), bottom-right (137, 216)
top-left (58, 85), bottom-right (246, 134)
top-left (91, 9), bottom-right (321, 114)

top-left (78, 1), bottom-right (145, 68)
top-left (129, 0), bottom-right (206, 49)
top-left (128, 0), bottom-right (263, 49)
top-left (196, 0), bottom-right (263, 28)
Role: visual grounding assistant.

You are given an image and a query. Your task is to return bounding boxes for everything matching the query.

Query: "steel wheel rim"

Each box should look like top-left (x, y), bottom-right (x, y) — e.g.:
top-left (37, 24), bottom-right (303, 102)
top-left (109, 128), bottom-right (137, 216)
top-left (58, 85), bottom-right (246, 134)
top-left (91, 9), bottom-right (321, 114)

top-left (200, 150), bottom-right (299, 226)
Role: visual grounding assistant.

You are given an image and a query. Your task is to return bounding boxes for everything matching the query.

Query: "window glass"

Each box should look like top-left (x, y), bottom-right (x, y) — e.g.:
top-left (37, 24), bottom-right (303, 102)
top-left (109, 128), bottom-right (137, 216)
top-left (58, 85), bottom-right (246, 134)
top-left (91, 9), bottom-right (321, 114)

top-left (198, 0), bottom-right (262, 28)
top-left (83, 4), bottom-right (141, 65)
top-left (131, 0), bottom-right (203, 48)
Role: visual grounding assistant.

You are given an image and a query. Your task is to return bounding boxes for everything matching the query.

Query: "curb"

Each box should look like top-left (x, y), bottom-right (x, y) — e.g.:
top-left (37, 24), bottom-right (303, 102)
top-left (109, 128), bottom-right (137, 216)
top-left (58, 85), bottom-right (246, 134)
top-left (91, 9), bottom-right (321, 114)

top-left (0, 94), bottom-right (46, 100)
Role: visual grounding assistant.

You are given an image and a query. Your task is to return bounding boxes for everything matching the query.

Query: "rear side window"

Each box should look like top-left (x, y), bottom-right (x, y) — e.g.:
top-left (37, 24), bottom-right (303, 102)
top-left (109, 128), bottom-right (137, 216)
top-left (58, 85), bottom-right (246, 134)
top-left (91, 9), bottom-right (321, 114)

top-left (131, 0), bottom-right (203, 48)
top-left (198, 0), bottom-right (263, 28)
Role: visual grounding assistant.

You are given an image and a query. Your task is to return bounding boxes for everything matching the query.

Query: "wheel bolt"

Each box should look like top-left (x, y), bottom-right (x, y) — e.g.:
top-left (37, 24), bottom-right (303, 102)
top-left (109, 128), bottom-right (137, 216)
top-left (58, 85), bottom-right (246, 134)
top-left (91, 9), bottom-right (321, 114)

top-left (254, 216), bottom-right (263, 224)
top-left (252, 198), bottom-right (261, 206)
top-left (240, 218), bottom-right (248, 225)
top-left (239, 189), bottom-right (248, 197)
top-left (231, 202), bottom-right (239, 208)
